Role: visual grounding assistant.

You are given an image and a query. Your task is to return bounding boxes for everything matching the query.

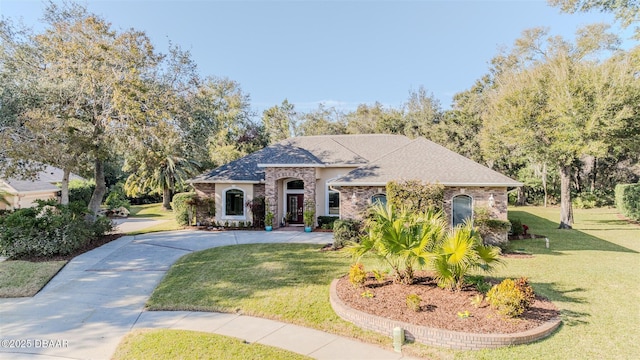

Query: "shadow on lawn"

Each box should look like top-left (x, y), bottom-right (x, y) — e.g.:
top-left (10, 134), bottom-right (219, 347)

top-left (508, 210), bottom-right (638, 255)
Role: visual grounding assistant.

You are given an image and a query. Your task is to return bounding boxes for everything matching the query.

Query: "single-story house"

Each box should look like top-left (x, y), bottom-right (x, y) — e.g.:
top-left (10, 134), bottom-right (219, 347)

top-left (189, 134), bottom-right (522, 238)
top-left (0, 165), bottom-right (84, 210)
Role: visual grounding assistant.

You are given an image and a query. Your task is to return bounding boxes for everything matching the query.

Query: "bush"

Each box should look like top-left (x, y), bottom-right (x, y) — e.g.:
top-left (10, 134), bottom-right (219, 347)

top-left (615, 183), bottom-right (640, 221)
top-left (104, 183), bottom-right (131, 210)
top-left (509, 217), bottom-right (523, 236)
top-left (349, 263), bottom-right (366, 287)
top-left (317, 216), bottom-right (339, 229)
top-left (0, 200), bottom-right (113, 259)
top-left (573, 192), bottom-right (597, 209)
top-left (386, 180), bottom-right (444, 213)
top-left (486, 277), bottom-right (535, 317)
top-left (68, 179), bottom-right (95, 206)
top-left (333, 219), bottom-right (362, 249)
top-left (173, 192), bottom-right (197, 226)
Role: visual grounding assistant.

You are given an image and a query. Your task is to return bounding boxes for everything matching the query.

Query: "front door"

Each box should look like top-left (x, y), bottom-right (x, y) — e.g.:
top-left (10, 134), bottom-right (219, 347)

top-left (287, 194), bottom-right (304, 224)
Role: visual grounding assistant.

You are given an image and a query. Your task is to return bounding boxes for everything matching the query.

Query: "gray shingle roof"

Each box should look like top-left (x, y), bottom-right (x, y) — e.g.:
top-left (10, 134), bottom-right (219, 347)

top-left (1, 165), bottom-right (85, 193)
top-left (328, 138), bottom-right (523, 187)
top-left (190, 135), bottom-right (521, 187)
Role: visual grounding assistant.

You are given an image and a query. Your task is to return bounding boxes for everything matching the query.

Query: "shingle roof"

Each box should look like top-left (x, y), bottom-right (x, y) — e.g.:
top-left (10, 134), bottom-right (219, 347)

top-left (328, 138), bottom-right (523, 187)
top-left (1, 165), bottom-right (85, 193)
top-left (190, 135), bottom-right (521, 187)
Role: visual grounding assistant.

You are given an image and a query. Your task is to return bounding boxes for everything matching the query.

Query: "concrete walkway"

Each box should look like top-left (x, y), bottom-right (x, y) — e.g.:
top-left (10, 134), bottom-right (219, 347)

top-left (0, 230), bottom-right (418, 360)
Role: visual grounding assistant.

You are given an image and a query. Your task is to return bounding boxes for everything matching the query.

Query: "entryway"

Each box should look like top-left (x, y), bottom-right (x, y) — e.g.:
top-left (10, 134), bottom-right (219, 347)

top-left (286, 194), bottom-right (304, 224)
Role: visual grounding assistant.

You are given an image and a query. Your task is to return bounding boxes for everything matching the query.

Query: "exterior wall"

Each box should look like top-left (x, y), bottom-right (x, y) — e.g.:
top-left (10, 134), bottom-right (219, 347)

top-left (265, 167), bottom-right (317, 228)
top-left (215, 183), bottom-right (255, 225)
top-left (192, 183), bottom-right (216, 225)
top-left (338, 186), bottom-right (387, 221)
top-left (316, 167), bottom-right (357, 217)
top-left (443, 186), bottom-right (508, 223)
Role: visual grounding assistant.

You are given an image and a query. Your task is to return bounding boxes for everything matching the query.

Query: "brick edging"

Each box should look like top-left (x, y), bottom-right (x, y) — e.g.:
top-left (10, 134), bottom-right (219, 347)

top-left (329, 279), bottom-right (561, 350)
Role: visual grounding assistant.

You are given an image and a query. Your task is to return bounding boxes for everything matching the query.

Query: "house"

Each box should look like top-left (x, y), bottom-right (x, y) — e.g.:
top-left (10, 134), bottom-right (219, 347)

top-left (0, 165), bottom-right (84, 210)
top-left (189, 134), bottom-right (522, 239)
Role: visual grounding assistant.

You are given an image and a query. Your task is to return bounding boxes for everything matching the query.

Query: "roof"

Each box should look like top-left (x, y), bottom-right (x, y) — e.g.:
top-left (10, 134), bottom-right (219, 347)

top-left (328, 138), bottom-right (523, 187)
top-left (191, 135), bottom-right (522, 187)
top-left (1, 165), bottom-right (85, 194)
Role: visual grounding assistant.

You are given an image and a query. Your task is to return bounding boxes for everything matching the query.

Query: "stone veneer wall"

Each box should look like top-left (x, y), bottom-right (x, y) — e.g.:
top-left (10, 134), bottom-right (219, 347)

top-left (264, 167), bottom-right (316, 228)
top-left (191, 183), bottom-right (215, 225)
top-left (330, 279), bottom-right (561, 351)
top-left (338, 186), bottom-right (386, 221)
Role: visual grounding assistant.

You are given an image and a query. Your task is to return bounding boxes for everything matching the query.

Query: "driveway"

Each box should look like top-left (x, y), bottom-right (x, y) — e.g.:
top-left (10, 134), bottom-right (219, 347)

top-left (0, 230), bottom-right (414, 360)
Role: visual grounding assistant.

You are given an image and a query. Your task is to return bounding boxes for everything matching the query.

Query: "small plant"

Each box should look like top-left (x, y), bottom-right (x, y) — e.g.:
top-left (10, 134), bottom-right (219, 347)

top-left (486, 277), bottom-right (536, 317)
top-left (466, 275), bottom-right (492, 294)
top-left (509, 218), bottom-right (524, 236)
top-left (406, 294), bottom-right (422, 312)
top-left (372, 269), bottom-right (388, 283)
top-left (470, 294), bottom-right (484, 308)
top-left (264, 210), bottom-right (274, 227)
top-left (349, 263), bottom-right (367, 287)
top-left (361, 290), bottom-right (374, 298)
top-left (224, 221), bottom-right (230, 228)
top-left (457, 310), bottom-right (471, 318)
top-left (303, 201), bottom-right (315, 227)
top-left (238, 221), bottom-right (245, 228)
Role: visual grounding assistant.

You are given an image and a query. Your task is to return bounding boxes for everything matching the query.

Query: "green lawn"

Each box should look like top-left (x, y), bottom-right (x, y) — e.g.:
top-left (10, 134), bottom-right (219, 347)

top-left (112, 329), bottom-right (312, 360)
top-left (146, 206), bottom-right (640, 359)
top-left (127, 203), bottom-right (182, 235)
top-left (0, 260), bottom-right (66, 297)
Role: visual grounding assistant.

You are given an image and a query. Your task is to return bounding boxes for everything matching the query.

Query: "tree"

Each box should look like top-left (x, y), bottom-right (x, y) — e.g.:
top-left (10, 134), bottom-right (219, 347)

top-left (548, 0), bottom-right (640, 38)
top-left (403, 86), bottom-right (442, 139)
top-left (482, 25), bottom-right (638, 228)
top-left (262, 99), bottom-right (295, 144)
top-left (0, 2), bottom-right (162, 218)
top-left (295, 104), bottom-right (347, 136)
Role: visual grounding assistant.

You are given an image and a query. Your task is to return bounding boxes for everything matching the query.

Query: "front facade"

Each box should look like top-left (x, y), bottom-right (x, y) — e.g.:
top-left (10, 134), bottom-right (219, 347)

top-left (189, 135), bottom-right (522, 239)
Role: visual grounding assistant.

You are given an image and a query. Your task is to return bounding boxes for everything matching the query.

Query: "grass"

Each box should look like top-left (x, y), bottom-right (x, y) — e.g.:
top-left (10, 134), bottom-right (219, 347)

top-left (146, 206), bottom-right (640, 359)
top-left (127, 203), bottom-right (182, 235)
top-left (0, 260), bottom-right (66, 297)
top-left (112, 329), bottom-right (311, 360)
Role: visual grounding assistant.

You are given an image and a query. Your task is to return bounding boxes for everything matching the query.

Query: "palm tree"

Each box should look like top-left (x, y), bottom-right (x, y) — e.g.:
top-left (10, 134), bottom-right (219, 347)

top-left (431, 221), bottom-right (503, 291)
top-left (124, 151), bottom-right (200, 211)
top-left (349, 203), bottom-right (447, 284)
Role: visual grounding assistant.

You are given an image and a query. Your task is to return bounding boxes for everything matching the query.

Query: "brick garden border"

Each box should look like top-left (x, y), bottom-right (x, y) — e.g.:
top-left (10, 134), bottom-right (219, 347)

top-left (330, 279), bottom-right (561, 350)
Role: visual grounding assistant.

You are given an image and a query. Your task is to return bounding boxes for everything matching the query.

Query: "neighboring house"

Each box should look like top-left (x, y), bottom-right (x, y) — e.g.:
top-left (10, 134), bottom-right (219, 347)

top-left (189, 134), bottom-right (522, 237)
top-left (0, 165), bottom-right (84, 210)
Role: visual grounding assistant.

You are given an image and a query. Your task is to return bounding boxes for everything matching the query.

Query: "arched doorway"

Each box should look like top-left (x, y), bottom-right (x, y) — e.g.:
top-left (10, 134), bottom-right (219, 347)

top-left (285, 179), bottom-right (304, 224)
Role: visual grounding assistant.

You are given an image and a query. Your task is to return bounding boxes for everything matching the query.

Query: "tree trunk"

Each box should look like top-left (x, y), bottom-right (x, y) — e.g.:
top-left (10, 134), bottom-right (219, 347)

top-left (516, 186), bottom-right (526, 206)
top-left (590, 157), bottom-right (597, 192)
top-left (60, 168), bottom-right (70, 205)
top-left (87, 158), bottom-right (107, 220)
top-left (542, 163), bottom-right (548, 208)
top-left (162, 186), bottom-right (172, 210)
top-left (559, 165), bottom-right (574, 229)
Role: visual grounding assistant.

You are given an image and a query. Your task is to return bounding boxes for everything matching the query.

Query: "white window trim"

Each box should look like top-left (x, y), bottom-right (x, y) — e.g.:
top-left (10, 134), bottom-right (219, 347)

top-left (451, 194), bottom-right (473, 227)
top-left (221, 187), bottom-right (246, 220)
top-left (326, 187), bottom-right (340, 217)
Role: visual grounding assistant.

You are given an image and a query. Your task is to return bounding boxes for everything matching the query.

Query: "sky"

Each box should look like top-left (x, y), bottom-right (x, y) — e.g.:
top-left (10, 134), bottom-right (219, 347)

top-left (0, 0), bottom-right (634, 116)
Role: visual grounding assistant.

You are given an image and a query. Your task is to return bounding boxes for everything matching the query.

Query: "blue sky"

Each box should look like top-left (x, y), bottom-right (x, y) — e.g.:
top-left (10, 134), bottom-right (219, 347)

top-left (1, 0), bottom-right (633, 115)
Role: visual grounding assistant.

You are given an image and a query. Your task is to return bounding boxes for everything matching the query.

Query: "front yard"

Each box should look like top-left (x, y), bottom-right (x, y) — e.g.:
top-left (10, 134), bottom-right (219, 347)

top-left (145, 207), bottom-right (640, 359)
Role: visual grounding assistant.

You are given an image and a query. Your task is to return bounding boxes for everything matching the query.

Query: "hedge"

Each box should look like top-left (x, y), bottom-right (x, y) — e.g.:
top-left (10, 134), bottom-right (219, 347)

top-left (615, 183), bottom-right (640, 221)
top-left (172, 192), bottom-right (197, 226)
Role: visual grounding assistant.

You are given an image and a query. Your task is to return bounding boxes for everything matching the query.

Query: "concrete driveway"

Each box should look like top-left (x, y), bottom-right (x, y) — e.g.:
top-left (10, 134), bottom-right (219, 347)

top-left (0, 230), bottom-right (415, 360)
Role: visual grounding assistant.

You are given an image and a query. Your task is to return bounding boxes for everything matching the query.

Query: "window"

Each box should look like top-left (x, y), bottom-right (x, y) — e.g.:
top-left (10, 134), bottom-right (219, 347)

top-left (328, 190), bottom-right (340, 215)
top-left (452, 195), bottom-right (472, 227)
top-left (287, 180), bottom-right (304, 190)
top-left (371, 194), bottom-right (387, 206)
top-left (224, 189), bottom-right (245, 217)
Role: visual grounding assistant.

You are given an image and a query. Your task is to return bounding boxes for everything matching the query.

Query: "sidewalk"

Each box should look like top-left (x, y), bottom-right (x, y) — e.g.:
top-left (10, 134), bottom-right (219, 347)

top-left (0, 230), bottom-right (418, 360)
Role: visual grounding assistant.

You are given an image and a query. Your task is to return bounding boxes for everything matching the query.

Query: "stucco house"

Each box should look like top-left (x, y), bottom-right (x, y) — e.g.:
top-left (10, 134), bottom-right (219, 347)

top-left (0, 165), bottom-right (84, 210)
top-left (189, 134), bottom-right (522, 235)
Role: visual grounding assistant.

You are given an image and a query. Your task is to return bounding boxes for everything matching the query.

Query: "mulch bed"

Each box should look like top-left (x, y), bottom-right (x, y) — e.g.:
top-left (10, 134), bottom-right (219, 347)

top-left (336, 271), bottom-right (559, 334)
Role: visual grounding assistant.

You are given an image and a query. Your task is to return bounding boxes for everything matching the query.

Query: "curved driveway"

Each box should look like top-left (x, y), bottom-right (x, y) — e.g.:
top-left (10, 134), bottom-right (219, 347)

top-left (0, 230), bottom-right (414, 360)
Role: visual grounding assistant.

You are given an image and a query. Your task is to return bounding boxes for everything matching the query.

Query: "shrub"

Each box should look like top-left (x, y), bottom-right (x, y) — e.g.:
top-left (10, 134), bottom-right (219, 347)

top-left (406, 294), bottom-right (422, 312)
top-left (466, 275), bottom-right (492, 294)
top-left (317, 216), bottom-right (339, 229)
top-left (386, 180), bottom-right (444, 213)
top-left (68, 179), bottom-right (95, 206)
top-left (333, 219), bottom-right (362, 249)
top-left (349, 263), bottom-right (367, 287)
top-left (104, 183), bottom-right (131, 210)
top-left (573, 192), bottom-right (597, 209)
top-left (615, 183), bottom-right (640, 221)
top-left (173, 192), bottom-right (197, 226)
top-left (0, 200), bottom-right (113, 259)
top-left (509, 217), bottom-right (524, 236)
top-left (486, 277), bottom-right (535, 317)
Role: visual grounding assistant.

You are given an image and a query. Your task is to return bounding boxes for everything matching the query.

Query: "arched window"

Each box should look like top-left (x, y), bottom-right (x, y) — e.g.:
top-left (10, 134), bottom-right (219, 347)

top-left (452, 195), bottom-right (472, 227)
top-left (371, 193), bottom-right (387, 207)
top-left (224, 188), bottom-right (245, 217)
top-left (287, 180), bottom-right (304, 190)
